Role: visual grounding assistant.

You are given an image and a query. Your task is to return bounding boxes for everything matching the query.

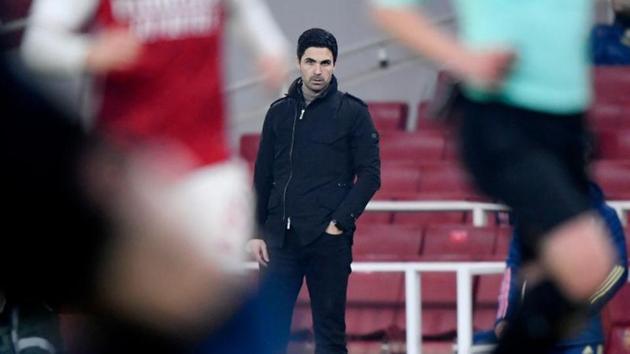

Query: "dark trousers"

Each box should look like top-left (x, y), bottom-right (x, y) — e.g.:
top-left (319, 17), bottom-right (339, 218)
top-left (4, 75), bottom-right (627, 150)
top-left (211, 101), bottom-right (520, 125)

top-left (259, 229), bottom-right (352, 354)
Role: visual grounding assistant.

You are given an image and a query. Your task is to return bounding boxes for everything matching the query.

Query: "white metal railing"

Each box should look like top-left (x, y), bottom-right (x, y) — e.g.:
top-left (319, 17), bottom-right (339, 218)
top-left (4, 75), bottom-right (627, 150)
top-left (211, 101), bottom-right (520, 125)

top-left (351, 262), bottom-right (505, 354)
top-left (365, 200), bottom-right (630, 227)
top-left (246, 261), bottom-right (505, 354)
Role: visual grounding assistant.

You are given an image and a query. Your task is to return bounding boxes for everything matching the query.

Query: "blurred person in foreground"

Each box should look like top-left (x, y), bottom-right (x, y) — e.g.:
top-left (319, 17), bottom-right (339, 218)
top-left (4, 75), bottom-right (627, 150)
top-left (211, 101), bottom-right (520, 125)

top-left (19, 1), bottom-right (289, 352)
top-left (0, 54), bottom-right (265, 354)
top-left (593, 0), bottom-right (630, 65)
top-left (19, 0), bottom-right (290, 285)
top-left (248, 28), bottom-right (381, 354)
top-left (475, 181), bottom-right (628, 354)
top-left (370, 1), bottom-right (618, 353)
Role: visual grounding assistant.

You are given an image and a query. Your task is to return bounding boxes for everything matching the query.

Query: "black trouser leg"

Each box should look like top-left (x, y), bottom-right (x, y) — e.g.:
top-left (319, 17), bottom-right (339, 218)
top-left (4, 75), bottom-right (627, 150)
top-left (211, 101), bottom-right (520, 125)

top-left (304, 234), bottom-right (352, 354)
top-left (259, 236), bottom-right (304, 354)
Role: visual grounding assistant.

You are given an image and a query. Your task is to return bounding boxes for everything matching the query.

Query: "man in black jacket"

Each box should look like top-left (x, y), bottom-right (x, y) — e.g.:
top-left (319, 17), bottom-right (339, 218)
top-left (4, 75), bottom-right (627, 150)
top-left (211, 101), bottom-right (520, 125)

top-left (247, 28), bottom-right (380, 354)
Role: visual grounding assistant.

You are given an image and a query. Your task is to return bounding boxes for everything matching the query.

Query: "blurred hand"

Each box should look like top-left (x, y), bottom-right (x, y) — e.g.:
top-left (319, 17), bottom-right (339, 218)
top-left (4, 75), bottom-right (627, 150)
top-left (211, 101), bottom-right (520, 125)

top-left (86, 28), bottom-right (142, 74)
top-left (257, 54), bottom-right (289, 91)
top-left (325, 221), bottom-right (343, 236)
top-left (246, 239), bottom-right (269, 267)
top-left (450, 49), bottom-right (516, 91)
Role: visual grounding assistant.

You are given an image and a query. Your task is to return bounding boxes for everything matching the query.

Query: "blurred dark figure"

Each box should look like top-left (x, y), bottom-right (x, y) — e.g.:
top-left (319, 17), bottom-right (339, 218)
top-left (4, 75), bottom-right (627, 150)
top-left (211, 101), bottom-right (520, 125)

top-left (0, 52), bottom-right (108, 354)
top-left (0, 54), bottom-right (272, 354)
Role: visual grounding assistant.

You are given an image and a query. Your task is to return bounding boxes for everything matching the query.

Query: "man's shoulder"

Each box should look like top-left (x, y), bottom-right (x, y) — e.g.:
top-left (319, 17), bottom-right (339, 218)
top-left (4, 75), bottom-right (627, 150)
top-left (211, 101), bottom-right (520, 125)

top-left (268, 95), bottom-right (291, 111)
top-left (342, 92), bottom-right (368, 108)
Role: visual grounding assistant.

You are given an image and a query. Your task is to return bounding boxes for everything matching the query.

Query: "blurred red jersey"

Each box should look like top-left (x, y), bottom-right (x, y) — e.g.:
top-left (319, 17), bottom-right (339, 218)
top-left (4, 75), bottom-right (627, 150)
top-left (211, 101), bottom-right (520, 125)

top-left (96, 0), bottom-right (228, 166)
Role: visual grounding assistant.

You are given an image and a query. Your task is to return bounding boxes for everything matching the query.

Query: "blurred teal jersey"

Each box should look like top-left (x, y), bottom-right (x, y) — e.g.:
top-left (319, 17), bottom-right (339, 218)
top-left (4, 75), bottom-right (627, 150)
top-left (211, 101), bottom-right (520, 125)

top-left (373, 0), bottom-right (593, 113)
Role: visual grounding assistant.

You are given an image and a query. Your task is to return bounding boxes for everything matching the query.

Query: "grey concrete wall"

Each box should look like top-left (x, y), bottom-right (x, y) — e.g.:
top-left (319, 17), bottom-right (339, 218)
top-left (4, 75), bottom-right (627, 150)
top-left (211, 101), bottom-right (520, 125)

top-left (224, 0), bottom-right (456, 145)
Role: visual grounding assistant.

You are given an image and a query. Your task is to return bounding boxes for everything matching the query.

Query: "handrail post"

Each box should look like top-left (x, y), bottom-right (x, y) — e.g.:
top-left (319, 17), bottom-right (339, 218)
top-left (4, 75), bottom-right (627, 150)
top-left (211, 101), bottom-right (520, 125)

top-left (456, 268), bottom-right (474, 354)
top-left (405, 269), bottom-right (422, 354)
top-left (472, 206), bottom-right (486, 227)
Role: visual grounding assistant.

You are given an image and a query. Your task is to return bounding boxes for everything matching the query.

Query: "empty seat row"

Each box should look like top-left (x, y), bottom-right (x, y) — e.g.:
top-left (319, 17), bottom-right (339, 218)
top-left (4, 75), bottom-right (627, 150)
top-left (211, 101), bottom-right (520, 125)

top-left (352, 224), bottom-right (510, 262)
top-left (594, 129), bottom-right (630, 159)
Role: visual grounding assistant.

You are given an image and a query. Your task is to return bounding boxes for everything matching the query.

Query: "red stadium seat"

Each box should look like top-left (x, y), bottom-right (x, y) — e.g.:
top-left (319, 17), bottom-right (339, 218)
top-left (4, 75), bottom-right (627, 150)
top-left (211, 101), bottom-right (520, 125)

top-left (378, 162), bottom-right (421, 198)
top-left (596, 129), bottom-right (630, 160)
top-left (346, 273), bottom-right (405, 336)
top-left (393, 273), bottom-right (459, 338)
top-left (397, 161), bottom-right (476, 225)
top-left (417, 162), bottom-right (480, 200)
top-left (473, 308), bottom-right (498, 331)
top-left (356, 212), bottom-right (392, 227)
top-left (421, 225), bottom-right (497, 261)
top-left (475, 274), bottom-right (503, 305)
top-left (353, 224), bottom-right (423, 261)
top-left (606, 283), bottom-right (630, 326)
top-left (588, 104), bottom-right (625, 131)
top-left (594, 67), bottom-right (630, 105)
top-left (239, 133), bottom-right (260, 163)
top-left (380, 131), bottom-right (446, 163)
top-left (421, 273), bottom-right (458, 303)
top-left (391, 195), bottom-right (470, 226)
top-left (367, 102), bottom-right (408, 132)
top-left (493, 226), bottom-right (512, 260)
top-left (607, 326), bottom-right (630, 354)
top-left (592, 160), bottom-right (630, 199)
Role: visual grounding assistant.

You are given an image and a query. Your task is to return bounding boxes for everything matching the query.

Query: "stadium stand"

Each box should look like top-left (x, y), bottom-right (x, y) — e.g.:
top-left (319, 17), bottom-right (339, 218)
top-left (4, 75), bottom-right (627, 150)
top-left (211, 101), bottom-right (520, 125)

top-left (367, 102), bottom-right (409, 132)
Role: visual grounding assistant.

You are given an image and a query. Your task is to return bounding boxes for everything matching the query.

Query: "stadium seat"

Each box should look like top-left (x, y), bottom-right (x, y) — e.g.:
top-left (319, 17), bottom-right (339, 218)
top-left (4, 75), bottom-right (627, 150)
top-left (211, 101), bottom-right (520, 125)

top-left (607, 326), bottom-right (630, 354)
top-left (378, 162), bottom-right (421, 198)
top-left (399, 273), bottom-right (459, 338)
top-left (391, 195), bottom-right (470, 226)
top-left (473, 273), bottom-right (503, 329)
top-left (606, 283), bottom-right (630, 326)
top-left (346, 273), bottom-right (405, 336)
top-left (380, 131), bottom-right (446, 163)
top-left (353, 224), bottom-right (423, 261)
top-left (595, 129), bottom-right (630, 160)
top-left (493, 226), bottom-right (512, 260)
top-left (594, 67), bottom-right (630, 105)
top-left (367, 102), bottom-right (408, 132)
top-left (592, 160), bottom-right (630, 199)
top-left (589, 104), bottom-right (625, 131)
top-left (421, 225), bottom-right (497, 261)
top-left (416, 162), bottom-right (480, 200)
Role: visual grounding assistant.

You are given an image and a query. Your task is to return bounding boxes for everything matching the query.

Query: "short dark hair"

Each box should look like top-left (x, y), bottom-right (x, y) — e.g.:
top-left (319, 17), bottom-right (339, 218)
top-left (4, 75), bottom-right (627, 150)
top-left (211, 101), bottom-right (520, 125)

top-left (297, 28), bottom-right (338, 63)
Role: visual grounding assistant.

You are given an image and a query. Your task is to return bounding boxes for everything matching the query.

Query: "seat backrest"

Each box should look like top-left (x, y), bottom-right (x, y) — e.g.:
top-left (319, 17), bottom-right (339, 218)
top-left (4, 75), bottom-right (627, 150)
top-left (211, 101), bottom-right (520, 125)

top-left (367, 102), bottom-right (408, 132)
top-left (353, 224), bottom-right (423, 261)
top-left (380, 131), bottom-right (446, 162)
top-left (421, 224), bottom-right (497, 261)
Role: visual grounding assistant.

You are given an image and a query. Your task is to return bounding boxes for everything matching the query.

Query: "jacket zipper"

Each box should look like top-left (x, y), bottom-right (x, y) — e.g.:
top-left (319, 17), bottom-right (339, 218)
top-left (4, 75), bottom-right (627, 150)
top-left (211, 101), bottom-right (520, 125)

top-left (283, 106), bottom-right (305, 229)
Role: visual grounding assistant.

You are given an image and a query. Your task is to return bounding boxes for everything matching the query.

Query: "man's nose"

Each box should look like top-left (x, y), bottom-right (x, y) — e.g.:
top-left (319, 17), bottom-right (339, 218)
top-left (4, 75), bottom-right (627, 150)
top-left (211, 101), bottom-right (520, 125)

top-left (314, 64), bottom-right (322, 75)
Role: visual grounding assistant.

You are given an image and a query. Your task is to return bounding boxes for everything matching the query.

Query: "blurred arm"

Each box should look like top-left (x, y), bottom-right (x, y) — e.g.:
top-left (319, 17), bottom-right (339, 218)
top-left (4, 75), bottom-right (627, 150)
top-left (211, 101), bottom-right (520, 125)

top-left (370, 1), bottom-right (514, 89)
top-left (227, 0), bottom-right (290, 88)
top-left (21, 0), bottom-right (99, 75)
top-left (370, 2), bottom-right (468, 73)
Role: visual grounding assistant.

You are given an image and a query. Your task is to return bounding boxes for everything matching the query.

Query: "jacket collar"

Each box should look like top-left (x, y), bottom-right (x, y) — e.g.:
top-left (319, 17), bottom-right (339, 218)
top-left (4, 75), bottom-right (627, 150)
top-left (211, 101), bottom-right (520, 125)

top-left (287, 75), bottom-right (338, 103)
